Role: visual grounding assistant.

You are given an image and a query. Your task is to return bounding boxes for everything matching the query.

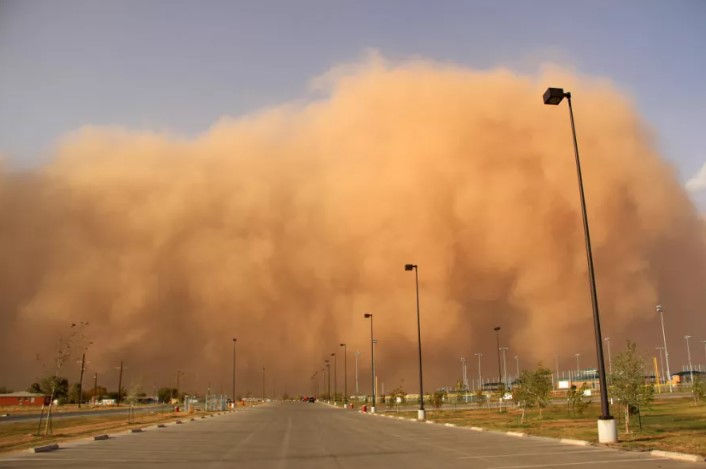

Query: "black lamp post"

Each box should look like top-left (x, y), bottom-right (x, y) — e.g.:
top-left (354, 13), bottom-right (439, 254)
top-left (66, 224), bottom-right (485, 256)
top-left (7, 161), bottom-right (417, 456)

top-left (325, 359), bottom-right (331, 400)
top-left (494, 327), bottom-right (502, 386)
top-left (364, 313), bottom-right (376, 412)
top-left (405, 264), bottom-right (426, 420)
top-left (543, 87), bottom-right (615, 443)
top-left (232, 338), bottom-right (237, 405)
top-left (340, 343), bottom-right (347, 405)
top-left (331, 352), bottom-right (337, 404)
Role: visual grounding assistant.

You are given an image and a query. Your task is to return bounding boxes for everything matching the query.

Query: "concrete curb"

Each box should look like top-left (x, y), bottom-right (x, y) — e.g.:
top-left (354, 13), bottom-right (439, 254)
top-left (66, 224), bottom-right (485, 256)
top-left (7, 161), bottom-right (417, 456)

top-left (469, 426), bottom-right (484, 431)
top-left (651, 450), bottom-right (704, 462)
top-left (506, 431), bottom-right (526, 437)
top-left (93, 434), bottom-right (109, 441)
top-left (560, 438), bottom-right (590, 446)
top-left (31, 444), bottom-right (59, 453)
top-left (444, 423), bottom-right (456, 427)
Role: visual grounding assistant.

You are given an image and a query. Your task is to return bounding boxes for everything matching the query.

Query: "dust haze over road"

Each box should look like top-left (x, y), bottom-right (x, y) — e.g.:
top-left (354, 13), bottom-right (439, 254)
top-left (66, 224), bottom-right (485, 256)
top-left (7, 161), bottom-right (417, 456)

top-left (1, 56), bottom-right (704, 395)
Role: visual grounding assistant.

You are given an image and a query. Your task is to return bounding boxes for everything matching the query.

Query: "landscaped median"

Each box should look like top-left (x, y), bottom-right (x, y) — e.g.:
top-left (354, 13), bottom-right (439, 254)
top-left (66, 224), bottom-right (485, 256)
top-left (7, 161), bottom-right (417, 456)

top-left (0, 408), bottom-right (235, 454)
top-left (379, 397), bottom-right (706, 459)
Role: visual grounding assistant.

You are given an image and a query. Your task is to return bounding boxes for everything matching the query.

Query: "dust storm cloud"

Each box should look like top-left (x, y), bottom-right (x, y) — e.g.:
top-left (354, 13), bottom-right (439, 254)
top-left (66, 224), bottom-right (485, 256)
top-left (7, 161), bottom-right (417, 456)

top-left (1, 59), bottom-right (705, 396)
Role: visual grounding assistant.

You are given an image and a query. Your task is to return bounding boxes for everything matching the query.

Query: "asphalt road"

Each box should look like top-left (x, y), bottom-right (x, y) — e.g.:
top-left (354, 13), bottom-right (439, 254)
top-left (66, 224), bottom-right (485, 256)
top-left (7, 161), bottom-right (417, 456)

top-left (0, 405), bottom-right (174, 423)
top-left (1, 402), bottom-right (703, 468)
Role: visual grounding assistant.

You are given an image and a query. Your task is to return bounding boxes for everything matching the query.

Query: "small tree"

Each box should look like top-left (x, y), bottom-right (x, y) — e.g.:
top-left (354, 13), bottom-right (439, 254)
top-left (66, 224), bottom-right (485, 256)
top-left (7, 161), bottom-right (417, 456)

top-left (474, 389), bottom-right (487, 407)
top-left (431, 389), bottom-right (446, 409)
top-left (610, 340), bottom-right (654, 433)
top-left (567, 383), bottom-right (591, 416)
top-left (513, 364), bottom-right (553, 419)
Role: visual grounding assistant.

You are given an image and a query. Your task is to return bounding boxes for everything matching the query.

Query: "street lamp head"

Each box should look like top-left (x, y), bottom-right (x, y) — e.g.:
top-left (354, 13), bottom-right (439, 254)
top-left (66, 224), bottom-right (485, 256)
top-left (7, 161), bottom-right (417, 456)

top-left (543, 87), bottom-right (567, 105)
top-left (331, 352), bottom-right (335, 357)
top-left (404, 264), bottom-right (416, 271)
top-left (364, 313), bottom-right (372, 318)
top-left (656, 304), bottom-right (663, 313)
top-left (494, 326), bottom-right (501, 332)
top-left (340, 343), bottom-right (345, 347)
top-left (233, 338), bottom-right (236, 342)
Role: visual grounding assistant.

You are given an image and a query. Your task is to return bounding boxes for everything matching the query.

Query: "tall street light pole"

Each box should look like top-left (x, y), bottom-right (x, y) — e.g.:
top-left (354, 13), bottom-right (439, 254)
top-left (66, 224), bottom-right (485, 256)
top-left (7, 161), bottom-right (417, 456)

top-left (702, 340), bottom-right (706, 364)
top-left (514, 355), bottom-right (520, 382)
top-left (575, 353), bottom-right (581, 375)
top-left (405, 263), bottom-right (426, 421)
top-left (493, 327), bottom-right (502, 386)
top-left (364, 313), bottom-right (376, 413)
top-left (604, 337), bottom-right (612, 375)
top-left (232, 338), bottom-right (237, 405)
top-left (657, 304), bottom-right (672, 392)
top-left (325, 360), bottom-right (331, 400)
top-left (331, 352), bottom-right (337, 404)
top-left (543, 87), bottom-right (615, 443)
top-left (262, 367), bottom-right (266, 401)
top-left (340, 343), bottom-right (348, 405)
top-left (685, 335), bottom-right (694, 384)
top-left (500, 347), bottom-right (509, 386)
top-left (354, 351), bottom-right (360, 397)
top-left (475, 353), bottom-right (483, 391)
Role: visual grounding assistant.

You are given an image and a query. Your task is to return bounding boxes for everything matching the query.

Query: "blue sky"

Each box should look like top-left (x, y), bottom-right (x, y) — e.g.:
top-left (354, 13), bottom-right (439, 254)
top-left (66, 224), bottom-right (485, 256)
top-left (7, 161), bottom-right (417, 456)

top-left (1, 0), bottom-right (705, 204)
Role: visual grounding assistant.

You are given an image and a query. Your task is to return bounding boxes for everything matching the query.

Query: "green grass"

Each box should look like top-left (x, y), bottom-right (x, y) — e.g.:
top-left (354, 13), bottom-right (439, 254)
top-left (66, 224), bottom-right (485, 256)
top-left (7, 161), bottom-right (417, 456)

top-left (387, 397), bottom-right (706, 456)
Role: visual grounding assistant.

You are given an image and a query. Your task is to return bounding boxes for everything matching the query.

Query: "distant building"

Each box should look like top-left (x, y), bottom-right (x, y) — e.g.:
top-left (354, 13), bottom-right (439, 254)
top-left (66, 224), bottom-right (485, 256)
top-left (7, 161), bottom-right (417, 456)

top-left (0, 392), bottom-right (50, 407)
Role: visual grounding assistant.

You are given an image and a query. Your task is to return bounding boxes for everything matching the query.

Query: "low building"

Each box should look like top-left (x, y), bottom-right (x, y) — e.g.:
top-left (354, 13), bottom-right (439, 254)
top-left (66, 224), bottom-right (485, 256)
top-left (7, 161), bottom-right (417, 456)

top-left (0, 392), bottom-right (50, 407)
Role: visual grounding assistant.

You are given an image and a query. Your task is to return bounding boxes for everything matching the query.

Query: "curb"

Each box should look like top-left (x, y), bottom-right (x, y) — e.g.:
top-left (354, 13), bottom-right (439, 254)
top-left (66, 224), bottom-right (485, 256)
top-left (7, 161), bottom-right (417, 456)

top-left (506, 431), bottom-right (526, 437)
top-left (560, 438), bottom-right (589, 446)
top-left (93, 434), bottom-right (109, 441)
top-left (469, 426), bottom-right (484, 431)
top-left (651, 450), bottom-right (704, 463)
top-left (444, 423), bottom-right (456, 427)
top-left (31, 444), bottom-right (59, 453)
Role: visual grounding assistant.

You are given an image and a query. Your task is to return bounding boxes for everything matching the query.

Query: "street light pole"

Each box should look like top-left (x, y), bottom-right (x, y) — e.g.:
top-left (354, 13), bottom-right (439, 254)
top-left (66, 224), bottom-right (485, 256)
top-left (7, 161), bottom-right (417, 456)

top-left (657, 304), bottom-right (673, 392)
top-left (685, 335), bottom-right (694, 384)
top-left (232, 338), bottom-right (237, 405)
top-left (494, 327), bottom-right (502, 386)
top-left (364, 313), bottom-right (375, 413)
top-left (543, 87), bottom-right (615, 443)
top-left (500, 347), bottom-right (509, 385)
top-left (475, 353), bottom-right (483, 391)
top-left (340, 343), bottom-right (348, 405)
top-left (514, 355), bottom-right (520, 382)
top-left (262, 367), bottom-right (266, 401)
top-left (575, 353), bottom-right (581, 376)
top-left (405, 264), bottom-right (426, 421)
top-left (354, 351), bottom-right (360, 397)
top-left (325, 360), bottom-right (330, 400)
top-left (331, 352), bottom-right (337, 404)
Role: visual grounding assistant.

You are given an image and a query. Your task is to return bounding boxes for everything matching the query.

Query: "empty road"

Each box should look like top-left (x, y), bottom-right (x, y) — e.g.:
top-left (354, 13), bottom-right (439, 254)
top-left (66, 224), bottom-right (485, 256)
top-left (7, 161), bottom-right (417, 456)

top-left (1, 402), bottom-right (703, 468)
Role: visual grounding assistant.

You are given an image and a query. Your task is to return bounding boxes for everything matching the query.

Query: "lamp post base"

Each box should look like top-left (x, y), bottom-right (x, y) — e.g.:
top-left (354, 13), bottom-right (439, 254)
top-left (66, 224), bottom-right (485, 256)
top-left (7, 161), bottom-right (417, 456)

top-left (417, 409), bottom-right (426, 421)
top-left (597, 418), bottom-right (617, 443)
top-left (370, 406), bottom-right (376, 414)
